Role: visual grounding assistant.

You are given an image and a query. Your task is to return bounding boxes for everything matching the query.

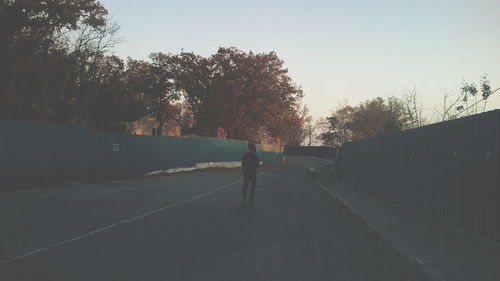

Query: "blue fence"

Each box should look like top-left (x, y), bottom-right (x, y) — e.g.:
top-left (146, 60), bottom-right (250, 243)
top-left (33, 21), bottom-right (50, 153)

top-left (339, 110), bottom-right (500, 242)
top-left (0, 120), bottom-right (283, 184)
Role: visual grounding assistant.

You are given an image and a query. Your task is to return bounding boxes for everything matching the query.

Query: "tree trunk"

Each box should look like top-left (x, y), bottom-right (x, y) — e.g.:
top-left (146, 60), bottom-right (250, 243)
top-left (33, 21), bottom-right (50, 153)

top-left (157, 110), bottom-right (164, 136)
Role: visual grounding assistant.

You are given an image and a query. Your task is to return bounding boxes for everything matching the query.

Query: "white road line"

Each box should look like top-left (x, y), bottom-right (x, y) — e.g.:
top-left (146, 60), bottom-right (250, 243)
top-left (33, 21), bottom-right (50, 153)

top-left (292, 156), bottom-right (336, 163)
top-left (0, 175), bottom-right (256, 265)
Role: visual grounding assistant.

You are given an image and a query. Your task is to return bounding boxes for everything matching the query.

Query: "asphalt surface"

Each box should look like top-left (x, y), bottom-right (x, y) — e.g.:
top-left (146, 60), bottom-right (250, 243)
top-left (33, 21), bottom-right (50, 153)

top-left (0, 157), bottom-right (427, 281)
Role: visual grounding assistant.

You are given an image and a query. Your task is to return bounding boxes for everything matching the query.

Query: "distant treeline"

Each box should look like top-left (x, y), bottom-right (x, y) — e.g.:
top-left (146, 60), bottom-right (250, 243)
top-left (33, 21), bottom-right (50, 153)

top-left (0, 0), bottom-right (306, 144)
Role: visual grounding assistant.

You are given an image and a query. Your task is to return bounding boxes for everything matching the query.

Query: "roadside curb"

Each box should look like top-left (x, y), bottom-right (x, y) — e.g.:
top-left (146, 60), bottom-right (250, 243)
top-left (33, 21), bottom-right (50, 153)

top-left (146, 161), bottom-right (272, 176)
top-left (145, 161), bottom-right (241, 176)
top-left (146, 160), bottom-right (264, 176)
top-left (146, 167), bottom-right (197, 176)
top-left (314, 179), bottom-right (447, 281)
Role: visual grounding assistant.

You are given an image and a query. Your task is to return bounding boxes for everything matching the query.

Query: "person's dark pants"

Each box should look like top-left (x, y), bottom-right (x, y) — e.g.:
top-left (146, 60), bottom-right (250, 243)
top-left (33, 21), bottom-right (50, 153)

top-left (242, 171), bottom-right (257, 205)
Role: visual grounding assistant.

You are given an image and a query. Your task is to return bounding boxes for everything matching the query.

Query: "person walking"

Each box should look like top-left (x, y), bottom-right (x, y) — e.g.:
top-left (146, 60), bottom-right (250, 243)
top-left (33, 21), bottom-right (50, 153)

top-left (241, 143), bottom-right (260, 207)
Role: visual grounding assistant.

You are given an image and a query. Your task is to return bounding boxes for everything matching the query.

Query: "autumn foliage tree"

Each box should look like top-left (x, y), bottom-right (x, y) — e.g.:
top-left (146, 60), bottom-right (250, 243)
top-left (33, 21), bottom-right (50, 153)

top-left (163, 47), bottom-right (304, 143)
top-left (0, 1), bottom-right (306, 142)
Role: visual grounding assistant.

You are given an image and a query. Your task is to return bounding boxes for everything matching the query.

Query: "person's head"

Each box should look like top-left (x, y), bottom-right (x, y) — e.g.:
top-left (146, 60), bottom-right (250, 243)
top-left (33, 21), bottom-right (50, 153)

top-left (248, 143), bottom-right (256, 152)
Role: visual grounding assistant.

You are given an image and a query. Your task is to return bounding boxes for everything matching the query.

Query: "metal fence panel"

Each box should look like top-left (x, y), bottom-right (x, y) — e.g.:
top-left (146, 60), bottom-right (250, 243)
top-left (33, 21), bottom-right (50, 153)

top-left (284, 146), bottom-right (337, 159)
top-left (340, 109), bottom-right (500, 242)
top-left (0, 120), bottom-right (283, 183)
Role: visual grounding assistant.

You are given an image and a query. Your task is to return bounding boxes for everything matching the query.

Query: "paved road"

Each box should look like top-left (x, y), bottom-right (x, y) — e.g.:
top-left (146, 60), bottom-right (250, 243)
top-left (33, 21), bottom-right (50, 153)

top-left (0, 157), bottom-right (426, 281)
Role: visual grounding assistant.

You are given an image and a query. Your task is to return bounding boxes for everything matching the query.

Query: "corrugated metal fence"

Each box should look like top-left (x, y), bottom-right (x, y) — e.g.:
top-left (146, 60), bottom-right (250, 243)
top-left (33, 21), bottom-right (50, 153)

top-left (284, 146), bottom-right (337, 159)
top-left (340, 109), bottom-right (500, 242)
top-left (0, 120), bottom-right (283, 184)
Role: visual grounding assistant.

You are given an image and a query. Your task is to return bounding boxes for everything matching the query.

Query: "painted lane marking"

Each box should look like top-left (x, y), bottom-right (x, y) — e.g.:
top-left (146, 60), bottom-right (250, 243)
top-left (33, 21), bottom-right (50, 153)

top-left (0, 176), bottom-right (252, 265)
top-left (293, 156), bottom-right (336, 164)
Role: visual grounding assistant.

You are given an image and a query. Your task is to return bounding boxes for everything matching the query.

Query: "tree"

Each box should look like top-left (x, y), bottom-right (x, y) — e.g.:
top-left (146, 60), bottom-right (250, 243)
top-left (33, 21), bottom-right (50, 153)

top-left (432, 75), bottom-right (499, 121)
top-left (0, 1), bottom-right (306, 140)
top-left (66, 16), bottom-right (122, 125)
top-left (320, 105), bottom-right (355, 146)
top-left (268, 103), bottom-right (307, 145)
top-left (297, 105), bottom-right (321, 146)
top-left (454, 75), bottom-right (498, 118)
top-left (147, 53), bottom-right (181, 135)
top-left (0, 0), bottom-right (109, 122)
top-left (124, 56), bottom-right (182, 135)
top-left (402, 87), bottom-right (426, 129)
top-left (164, 51), bottom-right (215, 136)
top-left (166, 47), bottom-right (304, 143)
top-left (321, 97), bottom-right (409, 145)
top-left (0, 0), bottom-right (107, 54)
top-left (80, 55), bottom-right (132, 130)
top-left (349, 97), bottom-right (408, 140)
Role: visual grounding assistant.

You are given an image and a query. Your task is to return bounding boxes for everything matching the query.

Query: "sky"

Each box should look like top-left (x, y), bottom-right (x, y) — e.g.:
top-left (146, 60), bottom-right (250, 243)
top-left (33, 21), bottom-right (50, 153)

top-left (101, 0), bottom-right (500, 120)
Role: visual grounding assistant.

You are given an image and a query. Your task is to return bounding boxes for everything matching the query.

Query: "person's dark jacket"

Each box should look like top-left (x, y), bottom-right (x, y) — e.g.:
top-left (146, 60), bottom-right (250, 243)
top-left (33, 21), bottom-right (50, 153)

top-left (242, 152), bottom-right (260, 174)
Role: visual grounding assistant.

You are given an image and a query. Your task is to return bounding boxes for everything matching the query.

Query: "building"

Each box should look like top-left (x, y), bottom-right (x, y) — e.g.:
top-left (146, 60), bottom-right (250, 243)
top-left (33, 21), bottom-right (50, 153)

top-left (122, 113), bottom-right (182, 136)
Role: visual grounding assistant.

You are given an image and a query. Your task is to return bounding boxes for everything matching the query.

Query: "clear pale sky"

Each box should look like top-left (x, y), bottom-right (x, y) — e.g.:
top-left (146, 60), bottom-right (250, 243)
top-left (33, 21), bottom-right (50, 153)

top-left (101, 0), bottom-right (500, 120)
